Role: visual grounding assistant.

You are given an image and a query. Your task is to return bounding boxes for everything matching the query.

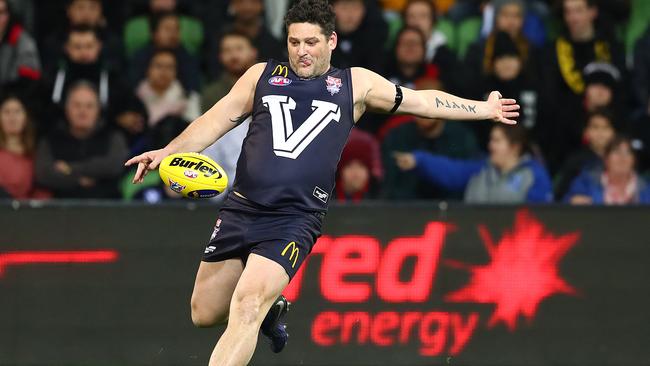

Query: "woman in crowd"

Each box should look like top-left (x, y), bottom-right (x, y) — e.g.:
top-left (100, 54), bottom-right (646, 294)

top-left (564, 136), bottom-right (650, 205)
top-left (0, 95), bottom-right (49, 199)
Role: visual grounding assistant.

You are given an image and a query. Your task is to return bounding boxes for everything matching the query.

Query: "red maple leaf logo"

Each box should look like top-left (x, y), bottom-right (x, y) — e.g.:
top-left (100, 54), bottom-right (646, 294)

top-left (444, 209), bottom-right (580, 331)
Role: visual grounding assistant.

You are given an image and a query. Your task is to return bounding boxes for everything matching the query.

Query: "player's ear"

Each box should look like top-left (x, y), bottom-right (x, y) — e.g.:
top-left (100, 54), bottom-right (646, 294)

top-left (328, 31), bottom-right (337, 50)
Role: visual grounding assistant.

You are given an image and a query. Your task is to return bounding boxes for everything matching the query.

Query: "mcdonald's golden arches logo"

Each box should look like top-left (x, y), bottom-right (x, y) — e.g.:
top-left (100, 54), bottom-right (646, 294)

top-left (272, 65), bottom-right (289, 78)
top-left (281, 241), bottom-right (299, 268)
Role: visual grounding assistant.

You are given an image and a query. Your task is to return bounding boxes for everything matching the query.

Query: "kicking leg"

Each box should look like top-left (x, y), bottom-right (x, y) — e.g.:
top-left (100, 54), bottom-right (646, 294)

top-left (190, 259), bottom-right (244, 327)
top-left (208, 254), bottom-right (289, 366)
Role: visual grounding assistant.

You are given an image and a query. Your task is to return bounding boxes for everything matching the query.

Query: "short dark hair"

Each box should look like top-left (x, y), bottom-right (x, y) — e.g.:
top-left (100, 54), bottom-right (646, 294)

top-left (284, 0), bottom-right (336, 37)
top-left (585, 107), bottom-right (617, 131)
top-left (66, 24), bottom-right (100, 41)
top-left (219, 29), bottom-right (255, 49)
top-left (493, 124), bottom-right (530, 156)
top-left (149, 11), bottom-right (179, 34)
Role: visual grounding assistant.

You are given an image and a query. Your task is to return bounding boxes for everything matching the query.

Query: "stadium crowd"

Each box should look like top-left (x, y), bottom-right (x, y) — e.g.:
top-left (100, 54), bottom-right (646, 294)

top-left (1, 0), bottom-right (650, 205)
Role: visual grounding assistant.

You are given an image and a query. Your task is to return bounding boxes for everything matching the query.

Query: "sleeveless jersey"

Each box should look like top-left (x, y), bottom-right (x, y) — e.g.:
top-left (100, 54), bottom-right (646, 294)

top-left (231, 60), bottom-right (355, 213)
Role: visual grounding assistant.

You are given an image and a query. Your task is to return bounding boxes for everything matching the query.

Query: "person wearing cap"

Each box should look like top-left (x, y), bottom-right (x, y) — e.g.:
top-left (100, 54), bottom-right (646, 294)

top-left (464, 0), bottom-right (538, 97)
top-left (473, 31), bottom-right (540, 147)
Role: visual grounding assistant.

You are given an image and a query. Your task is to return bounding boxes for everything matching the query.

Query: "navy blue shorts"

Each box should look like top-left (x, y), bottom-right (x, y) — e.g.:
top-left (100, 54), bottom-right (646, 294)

top-left (202, 193), bottom-right (324, 280)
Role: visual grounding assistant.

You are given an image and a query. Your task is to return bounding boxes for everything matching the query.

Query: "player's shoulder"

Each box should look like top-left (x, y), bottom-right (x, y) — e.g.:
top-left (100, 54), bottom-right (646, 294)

top-left (350, 67), bottom-right (382, 98)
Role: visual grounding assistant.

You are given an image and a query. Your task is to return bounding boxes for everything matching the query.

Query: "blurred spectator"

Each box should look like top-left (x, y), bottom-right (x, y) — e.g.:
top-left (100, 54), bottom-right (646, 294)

top-left (35, 81), bottom-right (128, 198)
top-left (113, 97), bottom-right (150, 155)
top-left (0, 0), bottom-right (41, 85)
top-left (225, 0), bottom-right (283, 61)
top-left (564, 135), bottom-right (650, 204)
top-left (540, 0), bottom-right (625, 173)
top-left (582, 62), bottom-right (623, 117)
top-left (402, 0), bottom-right (459, 91)
top-left (129, 11), bottom-right (201, 92)
top-left (379, 0), bottom-right (457, 15)
top-left (201, 31), bottom-right (258, 113)
top-left (331, 0), bottom-right (388, 74)
top-left (123, 0), bottom-right (203, 57)
top-left (464, 0), bottom-right (537, 96)
top-left (381, 78), bottom-right (480, 200)
top-left (135, 48), bottom-right (200, 127)
top-left (264, 0), bottom-right (290, 40)
top-left (554, 108), bottom-right (616, 199)
top-left (41, 0), bottom-right (123, 73)
top-left (199, 31), bottom-right (258, 202)
top-left (47, 26), bottom-right (131, 117)
top-left (394, 124), bottom-right (552, 203)
top-left (632, 26), bottom-right (650, 120)
top-left (480, 0), bottom-right (548, 47)
top-left (0, 95), bottom-right (50, 199)
top-left (473, 31), bottom-right (539, 145)
top-left (335, 128), bottom-right (382, 202)
top-left (385, 26), bottom-right (435, 88)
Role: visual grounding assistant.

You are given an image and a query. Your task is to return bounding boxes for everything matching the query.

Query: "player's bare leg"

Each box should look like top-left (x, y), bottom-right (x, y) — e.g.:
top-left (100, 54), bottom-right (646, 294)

top-left (191, 259), bottom-right (244, 327)
top-left (208, 254), bottom-right (289, 366)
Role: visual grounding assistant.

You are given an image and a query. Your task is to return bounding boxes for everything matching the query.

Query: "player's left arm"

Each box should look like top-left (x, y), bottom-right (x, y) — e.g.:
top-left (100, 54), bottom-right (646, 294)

top-left (351, 67), bottom-right (520, 124)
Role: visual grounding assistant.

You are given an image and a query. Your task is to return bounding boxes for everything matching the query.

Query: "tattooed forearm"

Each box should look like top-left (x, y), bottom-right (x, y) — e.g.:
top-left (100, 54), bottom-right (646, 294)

top-left (230, 112), bottom-right (251, 125)
top-left (435, 97), bottom-right (477, 113)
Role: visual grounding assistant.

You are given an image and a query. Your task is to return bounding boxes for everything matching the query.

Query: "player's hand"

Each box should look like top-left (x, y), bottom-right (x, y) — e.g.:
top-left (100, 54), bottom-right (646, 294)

top-left (124, 148), bottom-right (170, 184)
top-left (393, 152), bottom-right (416, 171)
top-left (487, 91), bottom-right (520, 125)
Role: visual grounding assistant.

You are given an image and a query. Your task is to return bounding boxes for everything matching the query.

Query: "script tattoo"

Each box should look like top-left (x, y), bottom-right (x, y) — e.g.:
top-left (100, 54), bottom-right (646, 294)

top-left (230, 112), bottom-right (252, 125)
top-left (435, 97), bottom-right (477, 114)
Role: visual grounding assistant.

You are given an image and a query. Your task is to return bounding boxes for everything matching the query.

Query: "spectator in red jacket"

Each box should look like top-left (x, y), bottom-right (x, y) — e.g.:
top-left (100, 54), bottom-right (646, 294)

top-left (0, 0), bottom-right (41, 85)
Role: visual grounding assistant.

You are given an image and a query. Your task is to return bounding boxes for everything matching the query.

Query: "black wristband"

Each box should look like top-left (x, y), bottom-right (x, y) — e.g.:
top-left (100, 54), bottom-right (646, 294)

top-left (389, 84), bottom-right (403, 114)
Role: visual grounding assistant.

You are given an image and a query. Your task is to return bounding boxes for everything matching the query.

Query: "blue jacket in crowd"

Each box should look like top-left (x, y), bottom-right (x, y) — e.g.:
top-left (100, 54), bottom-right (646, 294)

top-left (563, 169), bottom-right (650, 204)
top-left (412, 151), bottom-right (553, 203)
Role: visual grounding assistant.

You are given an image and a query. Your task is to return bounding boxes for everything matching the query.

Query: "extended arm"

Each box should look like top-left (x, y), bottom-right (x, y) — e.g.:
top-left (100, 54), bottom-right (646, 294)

top-left (125, 63), bottom-right (265, 182)
top-left (351, 67), bottom-right (520, 124)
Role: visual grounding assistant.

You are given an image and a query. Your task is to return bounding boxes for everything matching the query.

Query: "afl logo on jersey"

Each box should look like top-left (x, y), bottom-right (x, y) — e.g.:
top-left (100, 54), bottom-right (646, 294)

top-left (268, 76), bottom-right (292, 86)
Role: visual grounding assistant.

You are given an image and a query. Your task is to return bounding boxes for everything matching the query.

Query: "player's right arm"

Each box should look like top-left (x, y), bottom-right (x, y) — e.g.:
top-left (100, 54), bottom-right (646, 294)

top-left (125, 62), bottom-right (266, 183)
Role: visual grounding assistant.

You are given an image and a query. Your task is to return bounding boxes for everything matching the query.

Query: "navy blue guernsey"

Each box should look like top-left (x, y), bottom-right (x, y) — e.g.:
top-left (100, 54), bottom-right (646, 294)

top-left (231, 60), bottom-right (355, 213)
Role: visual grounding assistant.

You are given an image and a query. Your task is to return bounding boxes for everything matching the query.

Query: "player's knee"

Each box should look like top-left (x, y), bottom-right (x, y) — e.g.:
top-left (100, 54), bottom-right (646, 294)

top-left (231, 292), bottom-right (265, 326)
top-left (190, 298), bottom-right (225, 328)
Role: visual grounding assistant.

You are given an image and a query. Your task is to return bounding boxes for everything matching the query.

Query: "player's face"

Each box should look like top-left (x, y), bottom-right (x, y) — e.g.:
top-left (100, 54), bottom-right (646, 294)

top-left (0, 98), bottom-right (27, 136)
top-left (287, 23), bottom-right (336, 79)
top-left (65, 87), bottom-right (100, 133)
top-left (65, 32), bottom-right (102, 64)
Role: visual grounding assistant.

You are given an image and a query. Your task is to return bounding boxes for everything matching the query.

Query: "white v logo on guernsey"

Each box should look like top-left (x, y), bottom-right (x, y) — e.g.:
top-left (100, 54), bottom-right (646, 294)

top-left (262, 95), bottom-right (341, 159)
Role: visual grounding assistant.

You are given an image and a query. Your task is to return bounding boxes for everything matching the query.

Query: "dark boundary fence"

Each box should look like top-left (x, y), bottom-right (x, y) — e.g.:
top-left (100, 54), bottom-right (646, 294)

top-left (1, 201), bottom-right (649, 365)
